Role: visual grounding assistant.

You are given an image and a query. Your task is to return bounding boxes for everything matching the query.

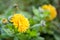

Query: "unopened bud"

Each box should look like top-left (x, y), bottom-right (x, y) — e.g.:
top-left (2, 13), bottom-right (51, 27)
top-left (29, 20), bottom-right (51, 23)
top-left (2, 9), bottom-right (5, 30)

top-left (40, 20), bottom-right (46, 26)
top-left (2, 18), bottom-right (8, 24)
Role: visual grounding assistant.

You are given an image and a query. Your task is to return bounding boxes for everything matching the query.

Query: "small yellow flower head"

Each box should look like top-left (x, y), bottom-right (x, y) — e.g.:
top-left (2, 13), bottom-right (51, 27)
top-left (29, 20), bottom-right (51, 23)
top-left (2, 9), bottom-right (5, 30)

top-left (42, 4), bottom-right (57, 21)
top-left (2, 18), bottom-right (8, 24)
top-left (10, 14), bottom-right (30, 32)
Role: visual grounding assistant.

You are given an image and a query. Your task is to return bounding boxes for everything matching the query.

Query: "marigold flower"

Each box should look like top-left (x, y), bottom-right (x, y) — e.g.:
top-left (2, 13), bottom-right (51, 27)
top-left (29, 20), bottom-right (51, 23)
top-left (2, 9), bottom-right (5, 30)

top-left (10, 14), bottom-right (30, 32)
top-left (42, 4), bottom-right (57, 21)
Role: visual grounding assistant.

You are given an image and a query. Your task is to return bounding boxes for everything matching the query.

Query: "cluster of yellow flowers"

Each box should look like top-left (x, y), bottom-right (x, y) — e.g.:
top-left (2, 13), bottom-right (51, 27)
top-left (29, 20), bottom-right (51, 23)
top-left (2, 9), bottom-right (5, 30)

top-left (10, 14), bottom-right (30, 32)
top-left (42, 4), bottom-right (57, 21)
top-left (9, 4), bottom-right (57, 32)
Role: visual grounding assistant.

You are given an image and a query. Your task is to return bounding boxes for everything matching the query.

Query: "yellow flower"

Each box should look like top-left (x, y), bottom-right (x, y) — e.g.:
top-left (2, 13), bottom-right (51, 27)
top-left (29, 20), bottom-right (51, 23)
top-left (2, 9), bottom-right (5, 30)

top-left (10, 14), bottom-right (30, 32)
top-left (42, 4), bottom-right (57, 21)
top-left (2, 18), bottom-right (8, 24)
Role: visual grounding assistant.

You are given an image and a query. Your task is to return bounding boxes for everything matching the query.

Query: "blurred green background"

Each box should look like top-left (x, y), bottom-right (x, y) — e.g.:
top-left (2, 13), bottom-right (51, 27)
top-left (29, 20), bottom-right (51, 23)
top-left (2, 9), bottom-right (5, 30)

top-left (0, 0), bottom-right (60, 40)
top-left (0, 0), bottom-right (59, 14)
top-left (0, 0), bottom-right (60, 20)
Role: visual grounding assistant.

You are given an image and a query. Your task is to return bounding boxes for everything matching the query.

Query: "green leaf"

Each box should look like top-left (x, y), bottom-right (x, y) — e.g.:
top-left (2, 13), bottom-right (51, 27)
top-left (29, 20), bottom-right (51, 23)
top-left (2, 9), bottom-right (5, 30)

top-left (54, 34), bottom-right (60, 40)
top-left (29, 18), bottom-right (36, 26)
top-left (33, 16), bottom-right (40, 22)
top-left (43, 10), bottom-right (50, 18)
top-left (32, 37), bottom-right (44, 40)
top-left (29, 30), bottom-right (38, 37)
top-left (32, 7), bottom-right (40, 17)
top-left (18, 11), bottom-right (32, 18)
top-left (36, 37), bottom-right (44, 40)
top-left (27, 29), bottom-right (40, 37)
top-left (4, 6), bottom-right (13, 18)
top-left (1, 27), bottom-right (14, 38)
top-left (31, 24), bottom-right (40, 31)
top-left (5, 23), bottom-right (14, 30)
top-left (14, 37), bottom-right (18, 40)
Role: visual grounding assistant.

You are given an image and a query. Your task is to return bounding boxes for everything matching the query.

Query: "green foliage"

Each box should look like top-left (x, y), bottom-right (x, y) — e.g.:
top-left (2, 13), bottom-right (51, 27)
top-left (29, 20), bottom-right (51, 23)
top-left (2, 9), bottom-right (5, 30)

top-left (0, 0), bottom-right (60, 40)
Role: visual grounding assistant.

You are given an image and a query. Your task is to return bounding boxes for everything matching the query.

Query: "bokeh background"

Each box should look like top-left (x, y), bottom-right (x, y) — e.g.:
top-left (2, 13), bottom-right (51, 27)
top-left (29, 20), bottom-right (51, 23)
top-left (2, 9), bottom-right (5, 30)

top-left (0, 0), bottom-right (60, 20)
top-left (0, 0), bottom-right (60, 40)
